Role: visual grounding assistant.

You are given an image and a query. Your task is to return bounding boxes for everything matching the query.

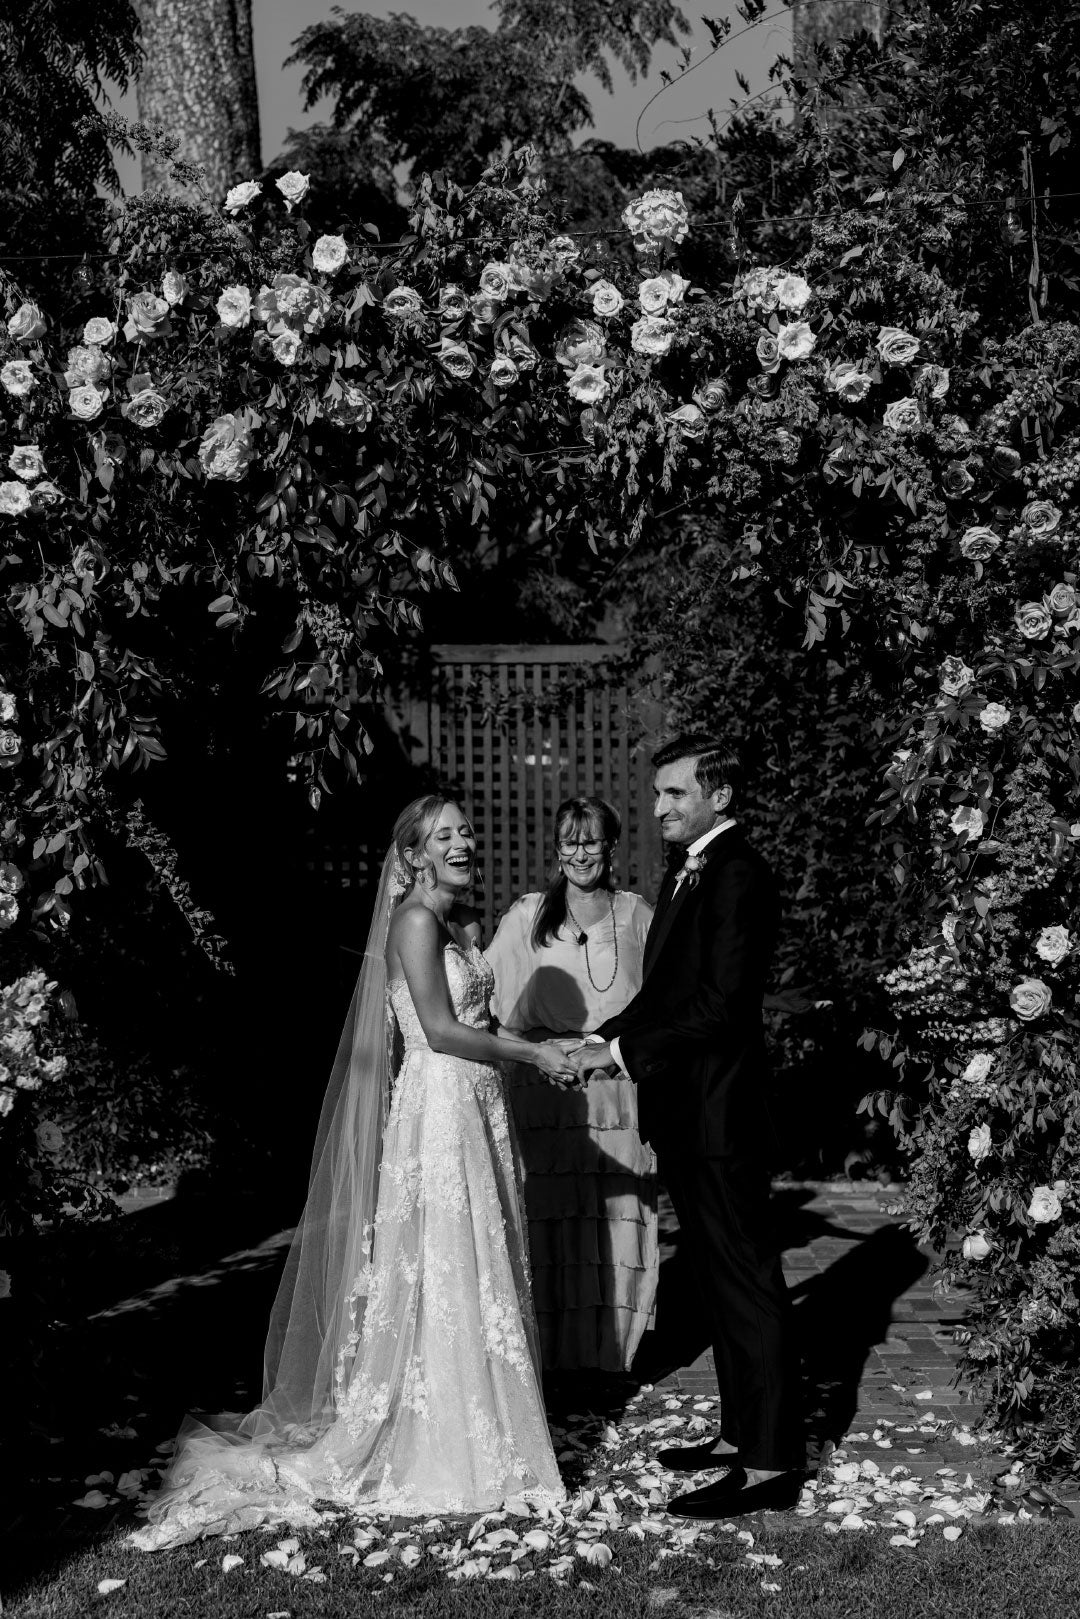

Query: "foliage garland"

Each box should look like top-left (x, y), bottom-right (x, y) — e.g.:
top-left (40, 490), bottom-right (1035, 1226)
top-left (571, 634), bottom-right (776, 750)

top-left (1, 133), bottom-right (1078, 1465)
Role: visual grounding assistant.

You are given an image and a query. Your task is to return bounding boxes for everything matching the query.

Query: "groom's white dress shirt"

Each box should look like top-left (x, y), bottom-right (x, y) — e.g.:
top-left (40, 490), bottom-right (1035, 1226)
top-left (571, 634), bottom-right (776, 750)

top-left (606, 818), bottom-right (737, 1076)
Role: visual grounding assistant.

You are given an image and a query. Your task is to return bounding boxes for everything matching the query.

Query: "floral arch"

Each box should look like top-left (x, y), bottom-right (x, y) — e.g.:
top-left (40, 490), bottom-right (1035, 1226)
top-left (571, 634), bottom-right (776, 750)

top-left (1, 151), bottom-right (1078, 1469)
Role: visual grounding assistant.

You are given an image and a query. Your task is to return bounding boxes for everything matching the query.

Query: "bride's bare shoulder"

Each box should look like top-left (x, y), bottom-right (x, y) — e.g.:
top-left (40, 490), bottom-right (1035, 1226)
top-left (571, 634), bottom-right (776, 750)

top-left (387, 899), bottom-right (440, 950)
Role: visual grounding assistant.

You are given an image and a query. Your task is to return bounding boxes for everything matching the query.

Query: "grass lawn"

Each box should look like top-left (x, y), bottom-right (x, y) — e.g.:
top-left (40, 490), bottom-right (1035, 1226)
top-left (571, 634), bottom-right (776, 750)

top-left (5, 1518), bottom-right (1080, 1619)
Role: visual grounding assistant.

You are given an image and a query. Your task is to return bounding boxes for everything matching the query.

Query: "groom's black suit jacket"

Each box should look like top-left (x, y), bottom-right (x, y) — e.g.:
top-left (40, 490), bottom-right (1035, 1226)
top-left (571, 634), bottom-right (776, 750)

top-left (599, 828), bottom-right (779, 1159)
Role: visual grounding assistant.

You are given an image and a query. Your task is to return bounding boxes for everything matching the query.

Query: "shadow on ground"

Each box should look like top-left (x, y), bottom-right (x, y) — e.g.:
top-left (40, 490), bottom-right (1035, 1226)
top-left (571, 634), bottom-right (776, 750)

top-left (1, 1177), bottom-right (929, 1595)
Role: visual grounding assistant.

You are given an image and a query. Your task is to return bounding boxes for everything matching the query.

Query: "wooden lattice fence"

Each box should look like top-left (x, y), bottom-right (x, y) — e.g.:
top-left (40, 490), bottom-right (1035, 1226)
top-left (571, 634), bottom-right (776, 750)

top-left (390, 645), bottom-right (664, 938)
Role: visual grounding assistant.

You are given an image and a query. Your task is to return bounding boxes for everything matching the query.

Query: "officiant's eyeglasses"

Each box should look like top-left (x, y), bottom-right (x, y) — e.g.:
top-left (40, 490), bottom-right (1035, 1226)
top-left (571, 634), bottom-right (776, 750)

top-left (556, 838), bottom-right (605, 856)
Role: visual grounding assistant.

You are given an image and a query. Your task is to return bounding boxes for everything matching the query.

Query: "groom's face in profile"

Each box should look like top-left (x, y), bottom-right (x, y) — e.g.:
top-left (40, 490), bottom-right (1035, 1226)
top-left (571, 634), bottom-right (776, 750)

top-left (653, 757), bottom-right (731, 846)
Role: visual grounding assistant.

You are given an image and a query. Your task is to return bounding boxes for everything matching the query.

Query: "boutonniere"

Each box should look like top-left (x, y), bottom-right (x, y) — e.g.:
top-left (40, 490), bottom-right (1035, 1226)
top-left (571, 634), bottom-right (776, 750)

top-left (680, 851), bottom-right (706, 890)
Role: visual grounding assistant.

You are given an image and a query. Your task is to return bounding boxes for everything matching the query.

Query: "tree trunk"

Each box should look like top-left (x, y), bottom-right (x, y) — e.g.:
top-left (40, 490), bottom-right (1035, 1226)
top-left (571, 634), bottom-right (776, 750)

top-left (133, 0), bottom-right (260, 201)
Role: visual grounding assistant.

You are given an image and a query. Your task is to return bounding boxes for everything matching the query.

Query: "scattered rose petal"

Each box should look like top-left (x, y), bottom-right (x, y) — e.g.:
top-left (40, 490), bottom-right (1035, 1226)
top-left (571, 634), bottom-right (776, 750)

top-left (943, 1525), bottom-right (963, 1541)
top-left (222, 1553), bottom-right (244, 1571)
top-left (97, 1579), bottom-right (126, 1594)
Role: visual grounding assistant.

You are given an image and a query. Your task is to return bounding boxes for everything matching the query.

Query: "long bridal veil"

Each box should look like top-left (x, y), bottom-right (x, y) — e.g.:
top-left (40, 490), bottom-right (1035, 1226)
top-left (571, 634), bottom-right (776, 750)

top-left (132, 849), bottom-right (406, 1542)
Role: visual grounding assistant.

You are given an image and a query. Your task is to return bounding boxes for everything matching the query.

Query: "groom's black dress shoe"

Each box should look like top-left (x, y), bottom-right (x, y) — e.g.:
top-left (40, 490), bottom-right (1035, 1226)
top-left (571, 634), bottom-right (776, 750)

top-left (656, 1438), bottom-right (740, 1473)
top-left (666, 1466), bottom-right (804, 1520)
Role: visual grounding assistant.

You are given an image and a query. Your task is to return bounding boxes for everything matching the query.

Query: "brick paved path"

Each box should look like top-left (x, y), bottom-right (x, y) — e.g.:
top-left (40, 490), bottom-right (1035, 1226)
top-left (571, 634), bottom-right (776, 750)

top-left (657, 1180), bottom-right (973, 1418)
top-left (646, 1178), bottom-right (1080, 1508)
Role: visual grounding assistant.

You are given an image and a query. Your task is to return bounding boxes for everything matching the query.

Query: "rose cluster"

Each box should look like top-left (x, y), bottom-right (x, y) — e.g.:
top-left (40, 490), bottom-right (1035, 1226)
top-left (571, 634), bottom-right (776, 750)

top-left (0, 971), bottom-right (66, 1125)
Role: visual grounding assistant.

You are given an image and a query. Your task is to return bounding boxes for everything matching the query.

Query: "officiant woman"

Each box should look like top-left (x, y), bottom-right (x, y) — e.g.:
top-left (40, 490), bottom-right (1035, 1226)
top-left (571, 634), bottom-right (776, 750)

top-left (486, 796), bottom-right (657, 1372)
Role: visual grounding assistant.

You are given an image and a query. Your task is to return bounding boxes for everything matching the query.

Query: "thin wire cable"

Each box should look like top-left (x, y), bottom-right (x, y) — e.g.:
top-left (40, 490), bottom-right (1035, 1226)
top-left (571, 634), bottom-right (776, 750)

top-left (2, 189), bottom-right (1079, 266)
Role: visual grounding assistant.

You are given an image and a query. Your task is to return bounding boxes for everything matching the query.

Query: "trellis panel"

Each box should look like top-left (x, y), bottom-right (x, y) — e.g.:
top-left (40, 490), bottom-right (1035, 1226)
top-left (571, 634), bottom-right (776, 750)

top-left (391, 645), bottom-right (663, 939)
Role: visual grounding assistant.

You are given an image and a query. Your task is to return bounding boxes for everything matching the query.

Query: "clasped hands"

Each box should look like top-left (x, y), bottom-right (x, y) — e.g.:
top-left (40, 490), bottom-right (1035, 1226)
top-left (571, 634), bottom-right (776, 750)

top-left (536, 1037), bottom-right (617, 1089)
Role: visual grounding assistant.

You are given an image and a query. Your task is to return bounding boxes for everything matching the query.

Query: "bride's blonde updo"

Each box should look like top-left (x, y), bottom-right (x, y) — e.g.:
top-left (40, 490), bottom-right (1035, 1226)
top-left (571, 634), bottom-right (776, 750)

top-left (391, 793), bottom-right (464, 890)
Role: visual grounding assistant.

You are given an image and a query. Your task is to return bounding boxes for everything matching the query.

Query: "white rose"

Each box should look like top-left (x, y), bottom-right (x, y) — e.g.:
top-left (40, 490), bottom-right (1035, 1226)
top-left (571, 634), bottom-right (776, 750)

top-left (0, 695), bottom-right (15, 724)
top-left (883, 397), bottom-right (921, 433)
top-left (507, 334), bottom-right (538, 372)
top-left (622, 189), bottom-right (689, 251)
top-left (437, 338), bottom-right (474, 381)
top-left (438, 285), bottom-right (469, 321)
top-left (470, 293), bottom-right (501, 325)
top-left (959, 526), bottom-right (1000, 561)
top-left (0, 482), bottom-right (30, 517)
top-left (224, 179), bottom-right (261, 214)
top-left (876, 326), bottom-right (920, 365)
top-left (950, 805), bottom-right (984, 841)
top-left (1035, 925), bottom-right (1070, 966)
top-left (667, 403), bottom-right (706, 442)
top-left (590, 280), bottom-right (625, 318)
top-left (123, 292), bottom-right (171, 341)
top-left (630, 315), bottom-right (675, 357)
top-left (555, 320), bottom-right (605, 370)
top-left (0, 1090), bottom-right (14, 1115)
top-left (963, 1052), bottom-right (993, 1086)
top-left (776, 273), bottom-right (812, 312)
top-left (566, 363), bottom-right (609, 406)
top-left (1, 360), bottom-right (35, 397)
top-left (1027, 1185), bottom-right (1063, 1224)
top-left (275, 170), bottom-right (310, 209)
top-left (311, 234), bottom-right (347, 275)
top-left (82, 317), bottom-right (116, 347)
top-left (68, 383), bottom-right (107, 421)
top-left (8, 446), bottom-right (45, 482)
top-left (638, 276), bottom-right (672, 316)
top-left (1045, 582), bottom-right (1077, 621)
top-left (198, 413), bottom-right (255, 482)
top-left (63, 344), bottom-right (110, 387)
top-left (695, 377), bottom-right (730, 413)
top-left (548, 234), bottom-right (580, 267)
top-left (161, 270), bottom-right (188, 306)
top-left (1009, 977), bottom-right (1052, 1022)
top-left (967, 1124), bottom-right (992, 1164)
top-left (383, 286), bottom-right (424, 319)
top-left (1022, 500), bottom-right (1061, 537)
top-left (756, 333), bottom-right (781, 373)
top-left (7, 302), bottom-right (46, 341)
top-left (488, 355), bottom-right (519, 389)
top-left (776, 321), bottom-right (815, 361)
top-left (0, 727), bottom-right (22, 763)
top-left (979, 702), bottom-right (1010, 734)
top-left (939, 656), bottom-right (975, 697)
top-left (1014, 600), bottom-right (1052, 640)
top-left (737, 267), bottom-right (780, 313)
top-left (918, 363), bottom-right (950, 399)
top-left (962, 1231), bottom-right (993, 1260)
top-left (216, 285), bottom-right (252, 329)
top-left (828, 362), bottom-right (871, 403)
top-left (122, 388), bottom-right (168, 429)
top-left (479, 262), bottom-right (513, 301)
top-left (271, 330), bottom-right (302, 366)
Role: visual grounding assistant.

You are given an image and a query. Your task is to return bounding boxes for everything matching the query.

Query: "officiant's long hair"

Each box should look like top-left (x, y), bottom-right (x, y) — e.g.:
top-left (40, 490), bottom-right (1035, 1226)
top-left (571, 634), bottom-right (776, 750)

top-left (531, 795), bottom-right (620, 948)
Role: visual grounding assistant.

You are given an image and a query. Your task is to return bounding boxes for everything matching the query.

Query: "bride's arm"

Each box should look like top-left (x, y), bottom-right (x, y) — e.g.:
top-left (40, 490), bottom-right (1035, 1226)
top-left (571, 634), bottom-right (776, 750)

top-left (391, 906), bottom-right (574, 1077)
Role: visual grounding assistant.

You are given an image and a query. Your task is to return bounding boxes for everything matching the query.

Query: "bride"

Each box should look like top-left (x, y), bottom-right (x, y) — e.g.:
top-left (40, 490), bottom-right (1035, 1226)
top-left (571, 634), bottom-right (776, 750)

top-left (132, 794), bottom-right (572, 1547)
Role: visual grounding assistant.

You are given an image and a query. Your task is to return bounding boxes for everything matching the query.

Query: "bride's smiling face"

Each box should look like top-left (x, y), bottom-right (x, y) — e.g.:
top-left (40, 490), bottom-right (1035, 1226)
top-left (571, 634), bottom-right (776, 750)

top-left (418, 801), bottom-right (476, 891)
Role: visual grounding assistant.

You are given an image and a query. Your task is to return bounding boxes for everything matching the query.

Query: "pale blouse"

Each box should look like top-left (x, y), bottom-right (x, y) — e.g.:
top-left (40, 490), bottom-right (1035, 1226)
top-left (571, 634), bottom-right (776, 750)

top-left (486, 890), bottom-right (654, 1036)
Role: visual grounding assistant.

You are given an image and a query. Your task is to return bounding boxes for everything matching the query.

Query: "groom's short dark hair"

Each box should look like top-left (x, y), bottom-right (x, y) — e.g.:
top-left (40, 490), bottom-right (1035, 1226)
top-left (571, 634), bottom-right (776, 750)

top-left (652, 733), bottom-right (743, 801)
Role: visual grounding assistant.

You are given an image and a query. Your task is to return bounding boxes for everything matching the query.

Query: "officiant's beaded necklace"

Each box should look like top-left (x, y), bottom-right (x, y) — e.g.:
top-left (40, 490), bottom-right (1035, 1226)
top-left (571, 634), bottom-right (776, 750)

top-left (563, 890), bottom-right (619, 993)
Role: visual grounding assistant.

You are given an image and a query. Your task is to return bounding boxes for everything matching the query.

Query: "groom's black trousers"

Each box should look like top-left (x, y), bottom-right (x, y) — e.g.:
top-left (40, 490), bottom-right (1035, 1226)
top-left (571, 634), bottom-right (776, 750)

top-left (660, 1151), bottom-right (803, 1472)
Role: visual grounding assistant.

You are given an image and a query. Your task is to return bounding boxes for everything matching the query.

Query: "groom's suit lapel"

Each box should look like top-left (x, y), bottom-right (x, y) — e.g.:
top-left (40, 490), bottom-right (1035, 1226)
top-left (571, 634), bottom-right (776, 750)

top-left (643, 831), bottom-right (741, 980)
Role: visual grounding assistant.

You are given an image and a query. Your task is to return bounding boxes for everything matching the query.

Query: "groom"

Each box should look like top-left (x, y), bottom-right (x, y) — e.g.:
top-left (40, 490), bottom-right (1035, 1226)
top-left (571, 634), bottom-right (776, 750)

top-left (572, 733), bottom-right (803, 1518)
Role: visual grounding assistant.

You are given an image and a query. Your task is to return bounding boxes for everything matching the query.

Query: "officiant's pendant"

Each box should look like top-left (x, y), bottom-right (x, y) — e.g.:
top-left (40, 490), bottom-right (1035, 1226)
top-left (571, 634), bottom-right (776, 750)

top-left (575, 930), bottom-right (588, 945)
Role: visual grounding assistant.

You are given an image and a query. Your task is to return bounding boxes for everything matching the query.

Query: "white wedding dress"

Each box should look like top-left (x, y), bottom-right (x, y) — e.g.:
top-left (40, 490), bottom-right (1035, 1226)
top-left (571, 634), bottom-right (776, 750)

top-left (132, 942), bottom-right (564, 1548)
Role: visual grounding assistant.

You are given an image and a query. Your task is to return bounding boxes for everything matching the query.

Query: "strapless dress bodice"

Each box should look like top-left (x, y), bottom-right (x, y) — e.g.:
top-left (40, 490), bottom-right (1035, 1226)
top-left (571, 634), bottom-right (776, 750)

top-left (388, 942), bottom-right (495, 1049)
